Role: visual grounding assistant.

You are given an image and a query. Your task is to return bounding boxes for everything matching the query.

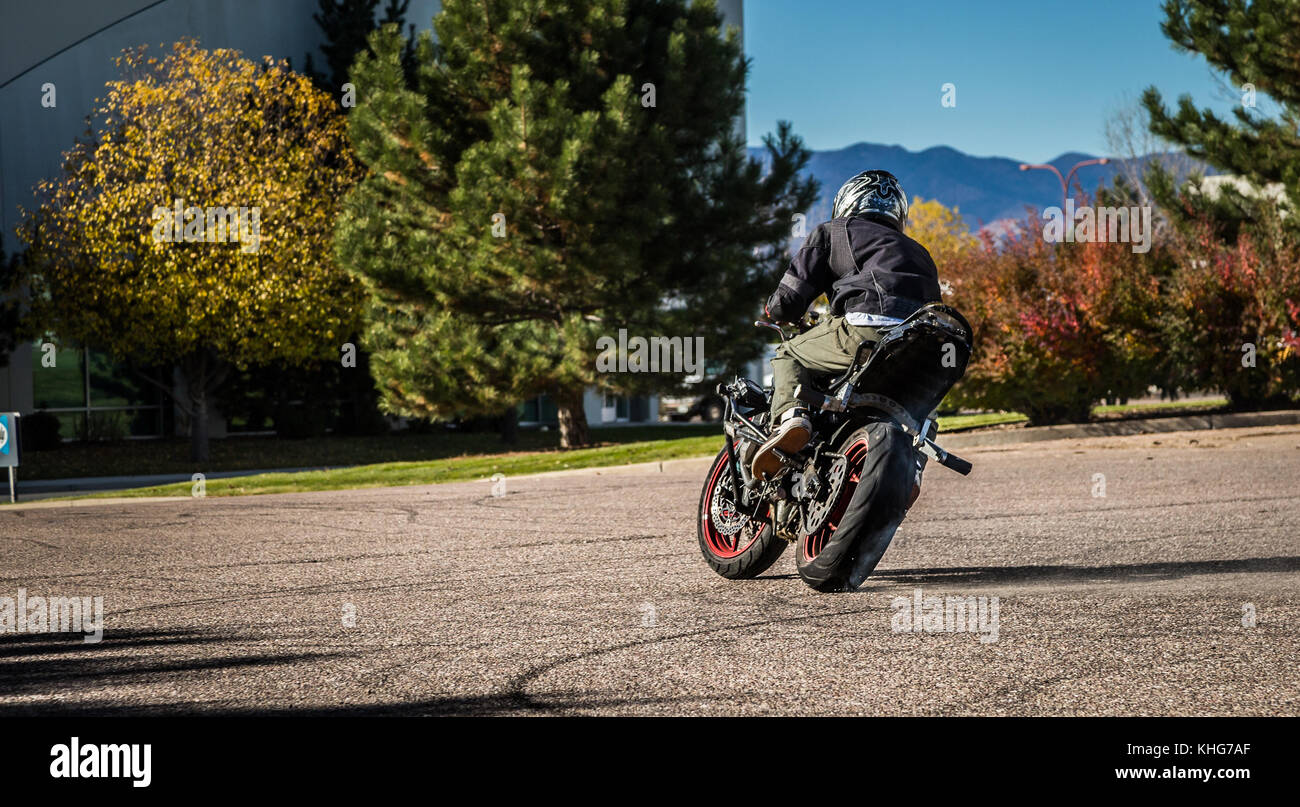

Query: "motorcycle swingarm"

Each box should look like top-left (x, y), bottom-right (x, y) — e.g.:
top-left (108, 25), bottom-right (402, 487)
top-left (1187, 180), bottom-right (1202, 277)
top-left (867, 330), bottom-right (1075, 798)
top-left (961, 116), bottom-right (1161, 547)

top-left (794, 386), bottom-right (973, 476)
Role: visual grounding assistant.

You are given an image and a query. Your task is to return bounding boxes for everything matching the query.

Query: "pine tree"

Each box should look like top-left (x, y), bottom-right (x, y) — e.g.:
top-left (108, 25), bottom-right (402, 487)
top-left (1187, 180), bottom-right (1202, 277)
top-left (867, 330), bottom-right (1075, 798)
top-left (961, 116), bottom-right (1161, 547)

top-left (306, 0), bottom-right (414, 91)
top-left (1141, 0), bottom-right (1300, 240)
top-left (337, 0), bottom-right (816, 447)
top-left (297, 0), bottom-right (418, 436)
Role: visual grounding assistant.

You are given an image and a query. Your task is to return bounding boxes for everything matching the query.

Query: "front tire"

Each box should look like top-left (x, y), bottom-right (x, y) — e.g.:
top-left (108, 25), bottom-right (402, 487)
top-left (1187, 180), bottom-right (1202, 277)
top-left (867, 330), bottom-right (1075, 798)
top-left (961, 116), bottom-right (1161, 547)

top-left (795, 421), bottom-right (914, 592)
top-left (697, 443), bottom-right (786, 579)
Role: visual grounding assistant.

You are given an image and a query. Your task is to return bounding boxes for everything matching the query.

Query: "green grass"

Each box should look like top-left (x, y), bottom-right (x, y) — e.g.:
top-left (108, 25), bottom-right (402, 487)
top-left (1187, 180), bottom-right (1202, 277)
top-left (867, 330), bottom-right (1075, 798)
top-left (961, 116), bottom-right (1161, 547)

top-left (25, 395), bottom-right (1241, 502)
top-left (927, 398), bottom-right (1228, 431)
top-left (75, 432), bottom-right (727, 499)
top-left (934, 411), bottom-right (1028, 431)
top-left (1093, 397), bottom-right (1227, 416)
top-left (18, 424), bottom-right (723, 480)
top-left (937, 397), bottom-right (1230, 432)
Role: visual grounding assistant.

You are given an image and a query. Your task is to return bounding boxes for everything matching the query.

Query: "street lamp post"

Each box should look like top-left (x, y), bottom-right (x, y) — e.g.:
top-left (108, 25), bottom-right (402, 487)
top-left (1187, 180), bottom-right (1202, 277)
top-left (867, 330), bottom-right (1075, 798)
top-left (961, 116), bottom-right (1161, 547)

top-left (1019, 158), bottom-right (1110, 210)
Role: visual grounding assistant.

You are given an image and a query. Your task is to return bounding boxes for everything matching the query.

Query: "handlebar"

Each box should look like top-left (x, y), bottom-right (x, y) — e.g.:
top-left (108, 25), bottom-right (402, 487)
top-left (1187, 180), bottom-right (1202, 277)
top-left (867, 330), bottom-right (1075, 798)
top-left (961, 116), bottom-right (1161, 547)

top-left (755, 312), bottom-right (821, 341)
top-left (753, 320), bottom-right (788, 341)
top-left (936, 450), bottom-right (973, 475)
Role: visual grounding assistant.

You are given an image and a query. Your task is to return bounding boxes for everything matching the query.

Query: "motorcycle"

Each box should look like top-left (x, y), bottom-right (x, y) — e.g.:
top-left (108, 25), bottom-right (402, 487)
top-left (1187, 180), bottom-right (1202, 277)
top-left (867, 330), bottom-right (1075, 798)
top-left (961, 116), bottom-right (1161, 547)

top-left (696, 302), bottom-right (974, 592)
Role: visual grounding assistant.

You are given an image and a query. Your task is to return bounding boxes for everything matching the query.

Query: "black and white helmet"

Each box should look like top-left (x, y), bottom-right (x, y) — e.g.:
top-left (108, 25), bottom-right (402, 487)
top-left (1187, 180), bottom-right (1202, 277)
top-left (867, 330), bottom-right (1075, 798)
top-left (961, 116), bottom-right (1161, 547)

top-left (832, 170), bottom-right (909, 230)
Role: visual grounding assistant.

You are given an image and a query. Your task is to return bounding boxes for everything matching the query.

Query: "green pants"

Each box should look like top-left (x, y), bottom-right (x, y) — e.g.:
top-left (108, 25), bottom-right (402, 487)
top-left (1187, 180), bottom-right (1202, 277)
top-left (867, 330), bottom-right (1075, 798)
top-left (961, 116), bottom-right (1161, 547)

top-left (769, 316), bottom-right (882, 421)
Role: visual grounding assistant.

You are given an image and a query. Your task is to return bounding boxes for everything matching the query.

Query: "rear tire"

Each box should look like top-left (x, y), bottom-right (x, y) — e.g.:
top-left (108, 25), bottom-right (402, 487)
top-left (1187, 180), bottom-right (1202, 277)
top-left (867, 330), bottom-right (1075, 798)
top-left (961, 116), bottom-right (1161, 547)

top-left (697, 444), bottom-right (787, 579)
top-left (795, 421), bottom-right (914, 592)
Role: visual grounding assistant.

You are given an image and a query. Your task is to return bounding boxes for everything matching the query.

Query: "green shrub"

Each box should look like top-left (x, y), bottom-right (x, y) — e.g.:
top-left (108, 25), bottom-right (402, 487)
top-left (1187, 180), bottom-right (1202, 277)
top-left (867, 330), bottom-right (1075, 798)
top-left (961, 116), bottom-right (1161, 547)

top-left (79, 411), bottom-right (130, 442)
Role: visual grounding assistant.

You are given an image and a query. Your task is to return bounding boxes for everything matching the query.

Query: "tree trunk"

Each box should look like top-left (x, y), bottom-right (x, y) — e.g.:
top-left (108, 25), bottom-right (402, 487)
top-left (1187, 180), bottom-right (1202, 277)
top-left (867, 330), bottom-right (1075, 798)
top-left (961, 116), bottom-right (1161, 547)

top-left (554, 387), bottom-right (589, 449)
top-left (499, 404), bottom-right (518, 445)
top-left (181, 348), bottom-right (228, 463)
top-left (187, 348), bottom-right (210, 463)
top-left (190, 381), bottom-right (209, 463)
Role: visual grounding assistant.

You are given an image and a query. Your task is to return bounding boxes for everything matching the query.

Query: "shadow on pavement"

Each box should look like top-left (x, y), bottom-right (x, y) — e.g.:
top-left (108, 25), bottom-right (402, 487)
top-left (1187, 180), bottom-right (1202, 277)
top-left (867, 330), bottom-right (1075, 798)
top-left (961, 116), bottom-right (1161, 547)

top-left (0, 689), bottom-right (707, 717)
top-left (0, 627), bottom-right (341, 715)
top-left (871, 555), bottom-right (1300, 587)
top-left (0, 627), bottom-right (713, 716)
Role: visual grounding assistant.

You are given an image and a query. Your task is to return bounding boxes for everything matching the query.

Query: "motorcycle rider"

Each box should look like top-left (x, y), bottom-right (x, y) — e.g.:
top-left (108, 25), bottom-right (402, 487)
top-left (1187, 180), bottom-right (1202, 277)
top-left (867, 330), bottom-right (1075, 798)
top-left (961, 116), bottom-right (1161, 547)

top-left (751, 170), bottom-right (943, 481)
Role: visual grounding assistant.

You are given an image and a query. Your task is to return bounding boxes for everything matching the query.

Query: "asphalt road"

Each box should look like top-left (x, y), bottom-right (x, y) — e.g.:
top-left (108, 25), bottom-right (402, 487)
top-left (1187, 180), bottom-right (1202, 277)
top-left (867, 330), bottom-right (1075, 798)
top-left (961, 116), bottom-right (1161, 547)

top-left (2, 426), bottom-right (1297, 716)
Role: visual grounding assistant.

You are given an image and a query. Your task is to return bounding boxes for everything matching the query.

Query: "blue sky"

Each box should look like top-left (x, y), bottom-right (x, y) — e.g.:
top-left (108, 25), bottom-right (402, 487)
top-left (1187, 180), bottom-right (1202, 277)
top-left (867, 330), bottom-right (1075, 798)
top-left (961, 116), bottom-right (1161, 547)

top-left (742, 0), bottom-right (1243, 163)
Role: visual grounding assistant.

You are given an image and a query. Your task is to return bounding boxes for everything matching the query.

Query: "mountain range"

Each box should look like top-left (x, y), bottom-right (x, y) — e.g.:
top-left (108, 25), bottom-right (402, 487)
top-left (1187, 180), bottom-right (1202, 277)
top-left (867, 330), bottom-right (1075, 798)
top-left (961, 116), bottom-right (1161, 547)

top-left (747, 141), bottom-right (1207, 230)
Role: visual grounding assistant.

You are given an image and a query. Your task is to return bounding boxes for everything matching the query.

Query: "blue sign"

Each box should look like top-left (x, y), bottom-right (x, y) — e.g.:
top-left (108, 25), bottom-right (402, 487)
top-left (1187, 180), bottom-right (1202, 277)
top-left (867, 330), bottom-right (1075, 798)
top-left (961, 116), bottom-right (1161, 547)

top-left (0, 413), bottom-right (17, 466)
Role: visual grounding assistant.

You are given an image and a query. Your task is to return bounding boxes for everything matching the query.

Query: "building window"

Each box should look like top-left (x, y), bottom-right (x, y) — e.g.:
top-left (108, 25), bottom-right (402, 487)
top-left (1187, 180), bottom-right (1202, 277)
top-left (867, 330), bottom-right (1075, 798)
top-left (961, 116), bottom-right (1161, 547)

top-left (601, 393), bottom-right (646, 423)
top-left (30, 342), bottom-right (165, 439)
top-left (518, 394), bottom-right (558, 425)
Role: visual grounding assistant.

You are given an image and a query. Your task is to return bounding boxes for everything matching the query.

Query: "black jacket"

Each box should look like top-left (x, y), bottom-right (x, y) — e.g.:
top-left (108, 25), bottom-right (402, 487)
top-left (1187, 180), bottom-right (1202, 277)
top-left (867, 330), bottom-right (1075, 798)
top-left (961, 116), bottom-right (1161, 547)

top-left (765, 215), bottom-right (941, 323)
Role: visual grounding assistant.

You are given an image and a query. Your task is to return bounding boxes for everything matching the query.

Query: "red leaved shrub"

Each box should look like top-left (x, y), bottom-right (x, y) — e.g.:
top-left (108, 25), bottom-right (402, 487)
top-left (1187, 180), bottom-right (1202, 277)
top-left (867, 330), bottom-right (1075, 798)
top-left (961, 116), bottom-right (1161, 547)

top-left (941, 210), bottom-right (1164, 425)
top-left (1161, 214), bottom-right (1300, 409)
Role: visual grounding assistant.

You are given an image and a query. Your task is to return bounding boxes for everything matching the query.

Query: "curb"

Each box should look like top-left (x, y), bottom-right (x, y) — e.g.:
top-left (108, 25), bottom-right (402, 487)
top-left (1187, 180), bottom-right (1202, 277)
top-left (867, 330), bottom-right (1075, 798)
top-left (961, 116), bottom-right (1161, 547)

top-left (2, 495), bottom-right (194, 510)
top-left (13, 466), bottom-right (331, 497)
top-left (939, 409), bottom-right (1300, 449)
top-left (5, 410), bottom-right (1297, 511)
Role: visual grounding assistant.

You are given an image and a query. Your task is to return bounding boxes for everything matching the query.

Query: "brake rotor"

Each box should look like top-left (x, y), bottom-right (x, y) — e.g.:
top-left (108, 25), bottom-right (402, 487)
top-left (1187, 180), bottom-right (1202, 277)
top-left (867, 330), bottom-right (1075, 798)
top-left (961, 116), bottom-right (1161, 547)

top-left (801, 454), bottom-right (849, 536)
top-left (709, 468), bottom-right (748, 536)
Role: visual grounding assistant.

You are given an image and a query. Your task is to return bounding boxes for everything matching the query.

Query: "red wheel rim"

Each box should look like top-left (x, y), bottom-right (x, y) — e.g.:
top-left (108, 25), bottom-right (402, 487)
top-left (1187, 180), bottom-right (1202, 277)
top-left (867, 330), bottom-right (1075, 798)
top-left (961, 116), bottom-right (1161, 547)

top-left (801, 436), bottom-right (869, 561)
top-left (701, 445), bottom-right (769, 559)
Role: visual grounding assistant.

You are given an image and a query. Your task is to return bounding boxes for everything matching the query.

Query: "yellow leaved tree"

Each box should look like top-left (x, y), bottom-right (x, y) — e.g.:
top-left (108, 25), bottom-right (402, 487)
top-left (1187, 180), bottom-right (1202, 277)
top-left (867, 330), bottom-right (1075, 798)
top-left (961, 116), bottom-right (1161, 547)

top-left (907, 196), bottom-right (979, 268)
top-left (19, 40), bottom-right (363, 460)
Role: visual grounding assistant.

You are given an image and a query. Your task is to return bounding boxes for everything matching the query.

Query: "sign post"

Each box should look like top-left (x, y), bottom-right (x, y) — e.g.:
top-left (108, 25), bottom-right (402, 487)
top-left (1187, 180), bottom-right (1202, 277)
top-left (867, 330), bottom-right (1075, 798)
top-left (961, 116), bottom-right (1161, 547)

top-left (0, 412), bottom-right (19, 503)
